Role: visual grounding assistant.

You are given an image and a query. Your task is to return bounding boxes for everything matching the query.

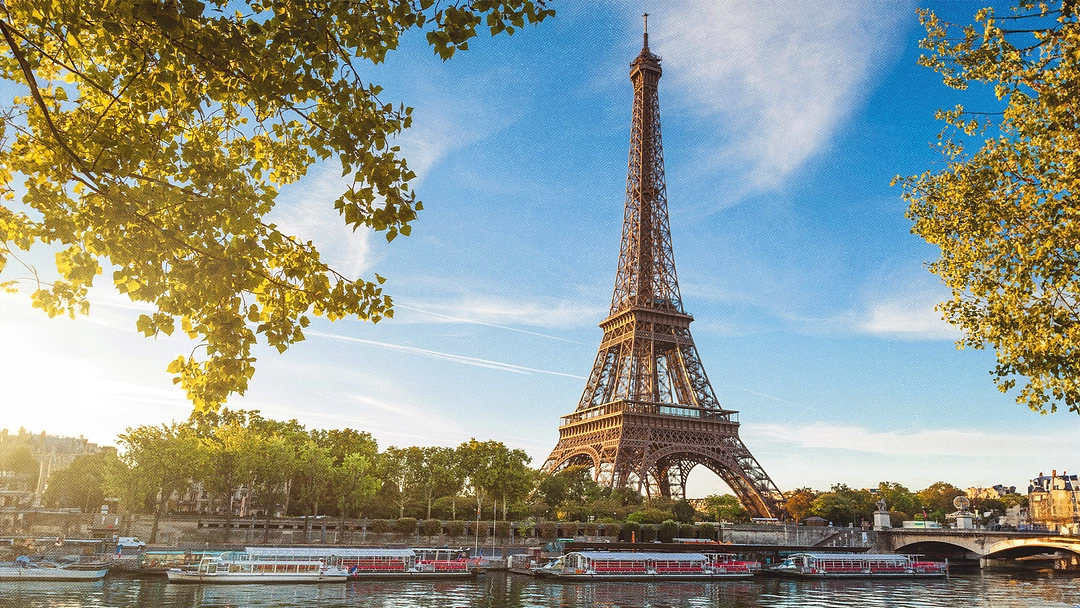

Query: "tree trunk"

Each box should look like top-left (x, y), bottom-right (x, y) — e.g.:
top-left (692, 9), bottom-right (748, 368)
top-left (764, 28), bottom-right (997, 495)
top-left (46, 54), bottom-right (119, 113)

top-left (427, 494), bottom-right (433, 520)
top-left (222, 488), bottom-right (234, 543)
top-left (262, 488), bottom-right (274, 543)
top-left (149, 499), bottom-right (163, 544)
top-left (451, 496), bottom-right (456, 520)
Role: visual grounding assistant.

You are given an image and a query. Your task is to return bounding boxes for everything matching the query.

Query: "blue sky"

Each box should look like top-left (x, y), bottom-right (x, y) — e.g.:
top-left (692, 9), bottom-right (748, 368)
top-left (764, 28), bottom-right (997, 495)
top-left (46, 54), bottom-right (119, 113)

top-left (2, 1), bottom-right (1077, 495)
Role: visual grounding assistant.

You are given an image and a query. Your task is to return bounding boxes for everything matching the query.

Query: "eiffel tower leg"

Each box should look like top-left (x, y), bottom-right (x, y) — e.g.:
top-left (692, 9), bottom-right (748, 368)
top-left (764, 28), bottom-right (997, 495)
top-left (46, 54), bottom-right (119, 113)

top-left (700, 436), bottom-right (785, 519)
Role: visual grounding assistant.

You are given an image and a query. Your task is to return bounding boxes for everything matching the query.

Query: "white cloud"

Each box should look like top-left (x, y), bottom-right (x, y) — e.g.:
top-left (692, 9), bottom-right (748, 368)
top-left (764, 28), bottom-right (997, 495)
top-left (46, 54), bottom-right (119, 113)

top-left (860, 299), bottom-right (961, 340)
top-left (645, 0), bottom-right (909, 199)
top-left (747, 422), bottom-right (1079, 459)
top-left (270, 166), bottom-right (375, 279)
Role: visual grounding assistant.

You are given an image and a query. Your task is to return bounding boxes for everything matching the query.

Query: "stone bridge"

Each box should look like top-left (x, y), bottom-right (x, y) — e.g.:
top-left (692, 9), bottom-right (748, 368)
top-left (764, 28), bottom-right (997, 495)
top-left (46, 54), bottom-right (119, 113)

top-left (878, 529), bottom-right (1080, 569)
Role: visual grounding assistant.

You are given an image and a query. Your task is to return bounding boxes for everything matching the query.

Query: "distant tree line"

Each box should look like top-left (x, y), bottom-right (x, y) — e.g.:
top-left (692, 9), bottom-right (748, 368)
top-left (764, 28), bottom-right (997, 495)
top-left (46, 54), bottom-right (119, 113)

top-left (35, 413), bottom-right (1028, 542)
top-left (781, 482), bottom-right (1027, 527)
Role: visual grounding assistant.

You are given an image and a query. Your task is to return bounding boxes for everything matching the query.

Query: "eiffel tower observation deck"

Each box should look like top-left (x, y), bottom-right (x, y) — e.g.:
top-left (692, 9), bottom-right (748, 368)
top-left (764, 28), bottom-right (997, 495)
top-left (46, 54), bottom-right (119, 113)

top-left (541, 18), bottom-right (785, 519)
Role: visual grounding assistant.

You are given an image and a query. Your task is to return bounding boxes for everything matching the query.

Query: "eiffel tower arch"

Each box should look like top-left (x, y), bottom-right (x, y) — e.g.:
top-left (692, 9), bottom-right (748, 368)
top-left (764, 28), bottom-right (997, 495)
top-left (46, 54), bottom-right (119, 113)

top-left (541, 19), bottom-right (786, 519)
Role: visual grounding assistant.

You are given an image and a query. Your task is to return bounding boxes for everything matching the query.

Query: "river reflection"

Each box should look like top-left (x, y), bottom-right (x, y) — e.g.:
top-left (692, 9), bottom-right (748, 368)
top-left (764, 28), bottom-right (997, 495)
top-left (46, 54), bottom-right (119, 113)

top-left (0, 571), bottom-right (1078, 608)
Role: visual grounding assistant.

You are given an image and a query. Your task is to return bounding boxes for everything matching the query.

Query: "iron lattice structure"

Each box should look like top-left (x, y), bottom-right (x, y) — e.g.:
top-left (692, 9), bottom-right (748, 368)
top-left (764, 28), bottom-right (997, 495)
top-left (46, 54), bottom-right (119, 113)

top-left (541, 26), bottom-right (786, 519)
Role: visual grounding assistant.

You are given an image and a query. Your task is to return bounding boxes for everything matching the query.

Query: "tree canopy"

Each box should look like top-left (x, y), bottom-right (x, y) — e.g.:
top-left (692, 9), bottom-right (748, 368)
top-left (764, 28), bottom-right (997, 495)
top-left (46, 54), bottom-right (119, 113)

top-left (0, 0), bottom-right (553, 412)
top-left (898, 0), bottom-right (1080, 414)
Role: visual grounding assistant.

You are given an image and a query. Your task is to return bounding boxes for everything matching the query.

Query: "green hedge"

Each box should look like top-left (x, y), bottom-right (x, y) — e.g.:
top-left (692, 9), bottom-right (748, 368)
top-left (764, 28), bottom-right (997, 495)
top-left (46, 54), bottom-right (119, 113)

top-left (446, 520), bottom-right (466, 537)
top-left (538, 521), bottom-right (557, 540)
top-left (641, 524), bottom-right (658, 542)
top-left (658, 519), bottom-right (679, 543)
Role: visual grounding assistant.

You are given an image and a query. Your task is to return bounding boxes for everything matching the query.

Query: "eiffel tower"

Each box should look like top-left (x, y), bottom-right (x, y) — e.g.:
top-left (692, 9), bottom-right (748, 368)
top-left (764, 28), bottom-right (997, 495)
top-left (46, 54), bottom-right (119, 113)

top-left (541, 19), bottom-right (785, 519)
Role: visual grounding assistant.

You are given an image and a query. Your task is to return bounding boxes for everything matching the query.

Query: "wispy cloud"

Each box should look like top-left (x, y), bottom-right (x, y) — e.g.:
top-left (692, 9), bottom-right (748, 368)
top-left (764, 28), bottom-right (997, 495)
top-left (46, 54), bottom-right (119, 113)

top-left (393, 303), bottom-right (588, 344)
top-left (270, 166), bottom-right (375, 280)
top-left (714, 383), bottom-right (826, 415)
top-left (859, 299), bottom-right (961, 340)
top-left (268, 63), bottom-right (520, 279)
top-left (395, 295), bottom-right (605, 332)
top-left (305, 329), bottom-right (586, 379)
top-left (748, 422), bottom-right (1080, 459)
top-left (646, 0), bottom-right (909, 201)
top-left (265, 394), bottom-right (467, 447)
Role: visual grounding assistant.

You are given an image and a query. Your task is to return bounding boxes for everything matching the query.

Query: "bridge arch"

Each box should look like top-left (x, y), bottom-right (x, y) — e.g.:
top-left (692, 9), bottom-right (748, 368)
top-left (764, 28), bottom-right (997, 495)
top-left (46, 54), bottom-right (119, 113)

top-left (892, 540), bottom-right (979, 560)
top-left (887, 532), bottom-right (1080, 566)
top-left (984, 539), bottom-right (1080, 560)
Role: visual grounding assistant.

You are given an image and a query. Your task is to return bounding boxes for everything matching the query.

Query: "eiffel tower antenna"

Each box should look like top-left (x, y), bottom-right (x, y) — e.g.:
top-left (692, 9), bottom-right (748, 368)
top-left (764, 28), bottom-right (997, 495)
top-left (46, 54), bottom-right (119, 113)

top-left (541, 27), bottom-right (786, 519)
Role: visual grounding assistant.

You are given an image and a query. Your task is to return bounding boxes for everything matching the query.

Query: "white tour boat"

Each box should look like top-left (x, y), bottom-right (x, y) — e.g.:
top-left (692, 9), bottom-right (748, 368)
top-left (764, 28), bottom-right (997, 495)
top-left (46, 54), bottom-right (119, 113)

top-left (770, 552), bottom-right (948, 578)
top-left (166, 551), bottom-right (347, 583)
top-left (534, 551), bottom-right (757, 580)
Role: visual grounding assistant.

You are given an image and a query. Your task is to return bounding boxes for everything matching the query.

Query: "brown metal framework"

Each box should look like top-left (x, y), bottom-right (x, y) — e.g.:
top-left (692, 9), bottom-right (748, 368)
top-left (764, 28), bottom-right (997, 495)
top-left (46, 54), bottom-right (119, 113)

top-left (541, 24), bottom-right (785, 519)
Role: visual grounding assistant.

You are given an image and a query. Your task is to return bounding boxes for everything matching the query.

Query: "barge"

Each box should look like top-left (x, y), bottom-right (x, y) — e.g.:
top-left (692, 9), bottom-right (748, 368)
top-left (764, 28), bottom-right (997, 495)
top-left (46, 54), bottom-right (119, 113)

top-left (770, 553), bottom-right (948, 578)
top-left (534, 551), bottom-right (759, 581)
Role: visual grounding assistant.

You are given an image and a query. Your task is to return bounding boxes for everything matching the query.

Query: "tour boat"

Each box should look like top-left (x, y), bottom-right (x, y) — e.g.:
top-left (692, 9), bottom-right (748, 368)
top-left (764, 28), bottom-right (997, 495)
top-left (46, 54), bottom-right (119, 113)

top-left (533, 551), bottom-right (757, 580)
top-left (234, 547), bottom-right (476, 580)
top-left (770, 553), bottom-right (948, 578)
top-left (165, 552), bottom-right (348, 583)
top-left (339, 548), bottom-right (476, 579)
top-left (0, 556), bottom-right (109, 581)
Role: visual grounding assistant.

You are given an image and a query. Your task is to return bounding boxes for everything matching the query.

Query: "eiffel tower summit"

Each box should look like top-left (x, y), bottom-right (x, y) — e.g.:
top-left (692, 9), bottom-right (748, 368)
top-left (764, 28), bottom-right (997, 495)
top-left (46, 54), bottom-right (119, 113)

top-left (541, 18), bottom-right (786, 519)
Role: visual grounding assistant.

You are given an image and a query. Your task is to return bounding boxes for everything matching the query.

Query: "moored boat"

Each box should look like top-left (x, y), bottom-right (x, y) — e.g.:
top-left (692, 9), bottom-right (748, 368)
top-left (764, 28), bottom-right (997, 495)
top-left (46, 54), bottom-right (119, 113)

top-left (166, 552), bottom-right (348, 583)
top-left (534, 551), bottom-right (757, 580)
top-left (339, 548), bottom-right (477, 579)
top-left (236, 547), bottom-right (477, 579)
top-left (770, 553), bottom-right (947, 578)
top-left (0, 556), bottom-right (109, 581)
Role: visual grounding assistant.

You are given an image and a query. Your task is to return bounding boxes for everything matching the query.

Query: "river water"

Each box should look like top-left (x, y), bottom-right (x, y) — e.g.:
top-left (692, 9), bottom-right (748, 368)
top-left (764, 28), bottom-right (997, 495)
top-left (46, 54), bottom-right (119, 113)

top-left (1, 571), bottom-right (1078, 607)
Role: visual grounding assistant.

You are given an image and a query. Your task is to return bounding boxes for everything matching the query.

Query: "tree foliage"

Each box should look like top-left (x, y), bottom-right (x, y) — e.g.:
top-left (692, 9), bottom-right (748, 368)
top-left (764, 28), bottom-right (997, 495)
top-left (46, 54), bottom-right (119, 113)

top-left (0, 441), bottom-right (38, 489)
top-left (809, 484), bottom-right (874, 526)
top-left (703, 493), bottom-right (749, 523)
top-left (535, 465), bottom-right (602, 515)
top-left (41, 449), bottom-right (117, 511)
top-left (0, 0), bottom-right (553, 413)
top-left (783, 487), bottom-right (817, 523)
top-left (898, 0), bottom-right (1080, 414)
top-left (877, 481), bottom-right (919, 516)
top-left (111, 422), bottom-right (202, 542)
top-left (917, 480), bottom-right (966, 515)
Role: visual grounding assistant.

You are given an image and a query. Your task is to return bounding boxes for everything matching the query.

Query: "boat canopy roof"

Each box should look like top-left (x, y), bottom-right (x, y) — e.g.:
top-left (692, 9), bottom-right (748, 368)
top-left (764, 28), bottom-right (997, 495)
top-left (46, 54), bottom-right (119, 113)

top-left (793, 553), bottom-right (909, 562)
top-left (244, 547), bottom-right (414, 558)
top-left (145, 550), bottom-right (222, 556)
top-left (572, 551), bottom-right (708, 562)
